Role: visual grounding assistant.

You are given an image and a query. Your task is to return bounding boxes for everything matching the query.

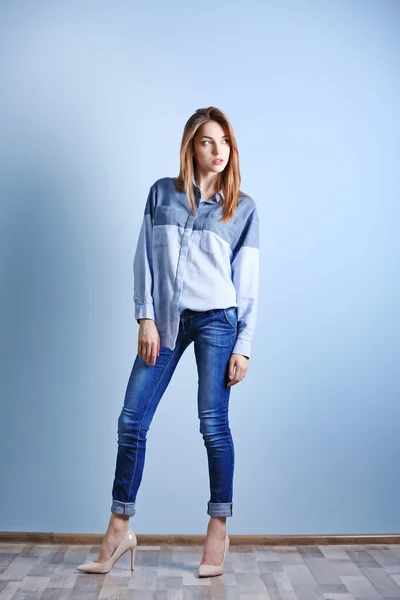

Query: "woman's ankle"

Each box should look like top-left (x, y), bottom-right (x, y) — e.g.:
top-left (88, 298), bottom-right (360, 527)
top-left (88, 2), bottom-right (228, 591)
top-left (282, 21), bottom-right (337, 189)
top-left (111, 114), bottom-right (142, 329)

top-left (109, 513), bottom-right (130, 531)
top-left (208, 516), bottom-right (227, 533)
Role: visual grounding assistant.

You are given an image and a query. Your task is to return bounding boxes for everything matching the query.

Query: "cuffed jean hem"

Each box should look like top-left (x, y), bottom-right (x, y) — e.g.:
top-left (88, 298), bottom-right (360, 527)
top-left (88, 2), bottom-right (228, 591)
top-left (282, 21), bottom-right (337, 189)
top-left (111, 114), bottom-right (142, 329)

top-left (111, 499), bottom-right (136, 517)
top-left (207, 502), bottom-right (233, 517)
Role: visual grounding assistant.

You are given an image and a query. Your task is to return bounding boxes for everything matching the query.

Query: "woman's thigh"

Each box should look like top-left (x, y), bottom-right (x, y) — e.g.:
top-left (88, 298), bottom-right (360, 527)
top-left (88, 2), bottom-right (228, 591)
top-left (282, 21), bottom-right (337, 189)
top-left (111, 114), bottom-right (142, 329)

top-left (189, 308), bottom-right (238, 415)
top-left (120, 324), bottom-right (193, 429)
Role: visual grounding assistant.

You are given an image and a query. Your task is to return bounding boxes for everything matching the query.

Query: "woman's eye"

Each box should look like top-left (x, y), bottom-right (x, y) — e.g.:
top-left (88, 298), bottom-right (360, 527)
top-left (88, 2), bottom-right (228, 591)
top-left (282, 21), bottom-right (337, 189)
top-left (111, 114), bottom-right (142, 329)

top-left (201, 140), bottom-right (229, 145)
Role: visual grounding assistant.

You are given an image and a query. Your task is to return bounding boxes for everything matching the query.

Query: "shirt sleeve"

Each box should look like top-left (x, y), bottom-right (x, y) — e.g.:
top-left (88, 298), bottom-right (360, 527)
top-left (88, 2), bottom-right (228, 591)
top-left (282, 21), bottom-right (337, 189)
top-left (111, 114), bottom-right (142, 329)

top-left (231, 207), bottom-right (259, 359)
top-left (133, 184), bottom-right (156, 323)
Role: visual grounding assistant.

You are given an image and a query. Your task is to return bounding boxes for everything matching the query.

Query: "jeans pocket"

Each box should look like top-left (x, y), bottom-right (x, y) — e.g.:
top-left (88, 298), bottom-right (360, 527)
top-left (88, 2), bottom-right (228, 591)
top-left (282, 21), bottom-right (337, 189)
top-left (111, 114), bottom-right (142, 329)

top-left (223, 307), bottom-right (237, 331)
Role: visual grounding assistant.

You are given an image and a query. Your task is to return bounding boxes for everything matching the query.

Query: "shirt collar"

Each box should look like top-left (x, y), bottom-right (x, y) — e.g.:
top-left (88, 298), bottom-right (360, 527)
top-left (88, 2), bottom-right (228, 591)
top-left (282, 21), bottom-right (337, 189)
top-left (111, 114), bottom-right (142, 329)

top-left (192, 174), bottom-right (224, 203)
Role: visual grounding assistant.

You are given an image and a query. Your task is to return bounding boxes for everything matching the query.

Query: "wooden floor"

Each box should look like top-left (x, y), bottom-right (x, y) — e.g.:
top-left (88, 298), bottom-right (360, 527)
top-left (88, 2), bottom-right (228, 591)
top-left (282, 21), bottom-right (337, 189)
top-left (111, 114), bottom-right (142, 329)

top-left (1, 542), bottom-right (400, 599)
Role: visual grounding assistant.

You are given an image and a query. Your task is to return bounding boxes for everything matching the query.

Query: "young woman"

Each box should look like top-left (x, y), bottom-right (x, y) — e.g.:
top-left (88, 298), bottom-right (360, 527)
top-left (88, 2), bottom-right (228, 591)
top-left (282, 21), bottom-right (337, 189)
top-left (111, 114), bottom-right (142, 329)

top-left (77, 106), bottom-right (259, 578)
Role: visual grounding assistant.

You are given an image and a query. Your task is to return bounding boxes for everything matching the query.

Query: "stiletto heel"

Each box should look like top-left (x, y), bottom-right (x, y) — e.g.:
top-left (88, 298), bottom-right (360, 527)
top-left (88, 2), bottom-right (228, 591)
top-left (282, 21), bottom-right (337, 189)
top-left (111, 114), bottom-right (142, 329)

top-left (198, 533), bottom-right (229, 578)
top-left (76, 528), bottom-right (137, 574)
top-left (131, 546), bottom-right (137, 571)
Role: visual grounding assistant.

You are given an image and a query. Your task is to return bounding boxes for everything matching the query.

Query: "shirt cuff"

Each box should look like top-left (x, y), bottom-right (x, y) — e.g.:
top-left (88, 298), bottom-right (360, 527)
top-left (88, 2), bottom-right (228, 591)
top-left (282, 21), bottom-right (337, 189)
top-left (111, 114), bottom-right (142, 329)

top-left (232, 337), bottom-right (251, 359)
top-left (135, 302), bottom-right (155, 323)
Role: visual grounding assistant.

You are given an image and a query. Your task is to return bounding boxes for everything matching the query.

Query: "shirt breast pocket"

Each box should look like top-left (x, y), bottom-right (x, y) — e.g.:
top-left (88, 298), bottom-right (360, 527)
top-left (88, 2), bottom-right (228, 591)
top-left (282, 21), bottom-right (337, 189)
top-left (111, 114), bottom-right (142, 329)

top-left (152, 205), bottom-right (180, 248)
top-left (200, 212), bottom-right (226, 256)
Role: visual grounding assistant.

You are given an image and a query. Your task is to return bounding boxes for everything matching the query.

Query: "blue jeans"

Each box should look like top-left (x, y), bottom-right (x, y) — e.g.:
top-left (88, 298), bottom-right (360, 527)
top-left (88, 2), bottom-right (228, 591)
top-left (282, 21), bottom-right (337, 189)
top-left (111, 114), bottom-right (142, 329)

top-left (111, 306), bottom-right (238, 518)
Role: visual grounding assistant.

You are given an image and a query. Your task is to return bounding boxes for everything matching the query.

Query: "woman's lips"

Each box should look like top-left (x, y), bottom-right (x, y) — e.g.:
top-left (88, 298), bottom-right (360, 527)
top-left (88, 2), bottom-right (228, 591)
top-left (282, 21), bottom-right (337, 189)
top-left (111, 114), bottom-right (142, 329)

top-left (212, 159), bottom-right (224, 164)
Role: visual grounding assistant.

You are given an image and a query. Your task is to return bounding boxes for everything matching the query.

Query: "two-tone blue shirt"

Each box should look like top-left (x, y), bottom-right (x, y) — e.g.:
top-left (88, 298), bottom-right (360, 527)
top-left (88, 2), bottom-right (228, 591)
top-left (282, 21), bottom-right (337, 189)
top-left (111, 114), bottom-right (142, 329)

top-left (133, 175), bottom-right (259, 358)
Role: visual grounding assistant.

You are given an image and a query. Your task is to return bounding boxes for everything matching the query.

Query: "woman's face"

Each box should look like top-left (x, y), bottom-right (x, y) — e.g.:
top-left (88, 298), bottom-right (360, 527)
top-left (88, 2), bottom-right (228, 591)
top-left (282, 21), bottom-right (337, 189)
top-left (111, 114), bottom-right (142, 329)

top-left (192, 120), bottom-right (230, 175)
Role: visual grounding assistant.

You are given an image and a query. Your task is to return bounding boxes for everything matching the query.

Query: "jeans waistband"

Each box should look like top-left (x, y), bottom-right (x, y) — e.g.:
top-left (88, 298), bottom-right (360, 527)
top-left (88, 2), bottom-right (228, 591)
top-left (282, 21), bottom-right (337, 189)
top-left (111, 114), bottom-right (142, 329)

top-left (180, 308), bottom-right (216, 318)
top-left (180, 306), bottom-right (236, 318)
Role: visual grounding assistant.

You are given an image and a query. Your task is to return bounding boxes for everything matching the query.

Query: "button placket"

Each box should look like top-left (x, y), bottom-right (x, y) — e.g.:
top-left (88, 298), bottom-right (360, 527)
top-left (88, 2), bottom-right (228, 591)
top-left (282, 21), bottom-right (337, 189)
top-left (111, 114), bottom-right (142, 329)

top-left (173, 212), bottom-right (196, 316)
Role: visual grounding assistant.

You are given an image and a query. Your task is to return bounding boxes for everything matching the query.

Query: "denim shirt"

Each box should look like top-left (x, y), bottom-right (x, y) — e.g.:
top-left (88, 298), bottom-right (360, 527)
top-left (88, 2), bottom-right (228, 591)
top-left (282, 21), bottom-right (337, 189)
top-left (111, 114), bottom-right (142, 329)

top-left (133, 175), bottom-right (259, 358)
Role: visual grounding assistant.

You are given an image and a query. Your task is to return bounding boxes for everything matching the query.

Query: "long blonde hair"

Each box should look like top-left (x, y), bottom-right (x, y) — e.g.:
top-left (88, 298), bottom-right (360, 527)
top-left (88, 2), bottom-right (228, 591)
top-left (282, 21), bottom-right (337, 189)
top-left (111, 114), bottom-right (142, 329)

top-left (174, 106), bottom-right (250, 223)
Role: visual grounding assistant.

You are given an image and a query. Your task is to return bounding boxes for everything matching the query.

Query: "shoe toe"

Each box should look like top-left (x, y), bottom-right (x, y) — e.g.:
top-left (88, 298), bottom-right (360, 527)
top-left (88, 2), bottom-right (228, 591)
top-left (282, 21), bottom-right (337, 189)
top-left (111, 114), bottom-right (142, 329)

top-left (76, 561), bottom-right (95, 572)
top-left (198, 564), bottom-right (210, 577)
top-left (198, 563), bottom-right (222, 577)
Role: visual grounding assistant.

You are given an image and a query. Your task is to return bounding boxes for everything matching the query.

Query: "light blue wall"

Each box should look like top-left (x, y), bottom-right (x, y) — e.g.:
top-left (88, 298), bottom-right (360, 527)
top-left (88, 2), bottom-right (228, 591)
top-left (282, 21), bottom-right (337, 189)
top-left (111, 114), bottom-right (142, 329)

top-left (0, 0), bottom-right (399, 535)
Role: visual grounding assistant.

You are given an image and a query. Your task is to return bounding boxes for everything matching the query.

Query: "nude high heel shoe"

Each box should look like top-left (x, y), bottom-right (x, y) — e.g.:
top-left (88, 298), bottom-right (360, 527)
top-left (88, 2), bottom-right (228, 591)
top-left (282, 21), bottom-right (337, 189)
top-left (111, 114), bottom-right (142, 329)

top-left (198, 533), bottom-right (229, 578)
top-left (76, 528), bottom-right (137, 574)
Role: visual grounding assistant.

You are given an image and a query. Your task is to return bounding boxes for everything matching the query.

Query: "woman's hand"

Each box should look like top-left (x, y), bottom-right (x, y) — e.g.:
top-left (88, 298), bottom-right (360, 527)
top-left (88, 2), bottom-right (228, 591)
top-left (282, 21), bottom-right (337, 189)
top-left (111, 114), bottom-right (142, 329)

top-left (226, 353), bottom-right (249, 386)
top-left (138, 319), bottom-right (160, 366)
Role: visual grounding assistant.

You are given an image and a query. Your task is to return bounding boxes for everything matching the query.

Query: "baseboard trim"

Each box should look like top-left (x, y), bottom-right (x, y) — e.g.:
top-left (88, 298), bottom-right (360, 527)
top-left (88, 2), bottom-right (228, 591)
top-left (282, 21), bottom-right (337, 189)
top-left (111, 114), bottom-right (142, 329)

top-left (1, 532), bottom-right (400, 545)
